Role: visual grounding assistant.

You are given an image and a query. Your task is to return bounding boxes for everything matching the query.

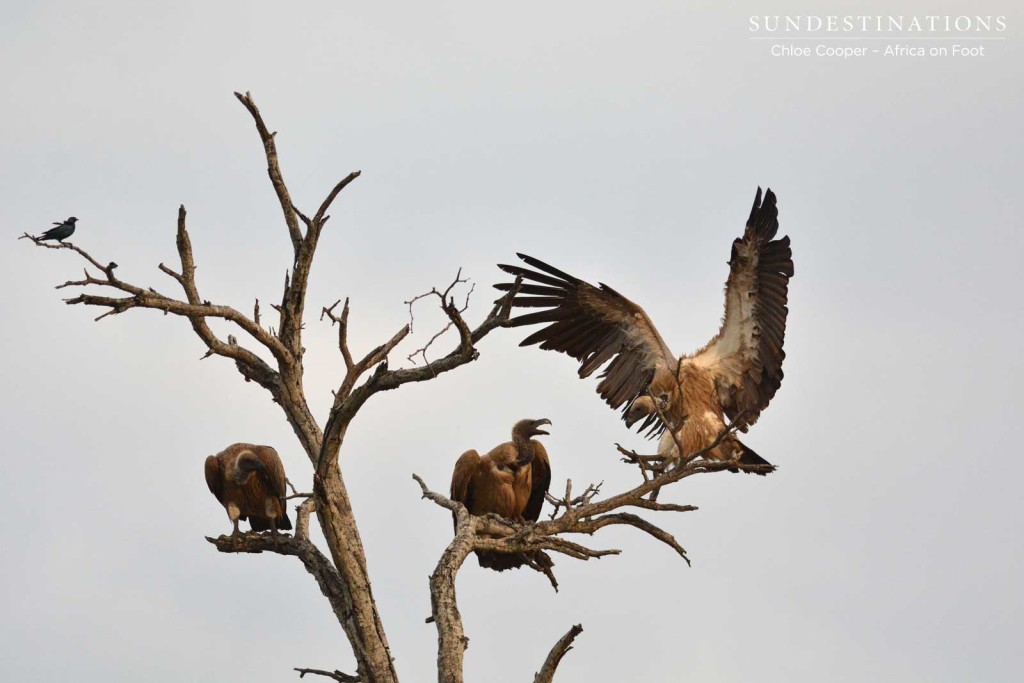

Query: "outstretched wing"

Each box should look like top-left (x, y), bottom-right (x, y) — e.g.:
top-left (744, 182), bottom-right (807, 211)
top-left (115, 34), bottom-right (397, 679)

top-left (496, 254), bottom-right (677, 428)
top-left (204, 455), bottom-right (224, 503)
top-left (690, 187), bottom-right (793, 430)
top-left (522, 441), bottom-right (551, 522)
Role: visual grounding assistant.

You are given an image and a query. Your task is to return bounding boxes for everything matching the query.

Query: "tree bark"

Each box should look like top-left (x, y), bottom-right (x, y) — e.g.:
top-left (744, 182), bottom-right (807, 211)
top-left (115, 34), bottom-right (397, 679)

top-left (316, 465), bottom-right (398, 682)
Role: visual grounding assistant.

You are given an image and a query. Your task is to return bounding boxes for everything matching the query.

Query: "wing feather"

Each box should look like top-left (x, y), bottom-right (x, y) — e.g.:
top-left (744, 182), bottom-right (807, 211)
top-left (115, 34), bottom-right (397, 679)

top-left (690, 187), bottom-right (793, 428)
top-left (255, 446), bottom-right (288, 499)
top-left (204, 455), bottom-right (224, 503)
top-left (496, 254), bottom-right (676, 426)
top-left (522, 442), bottom-right (551, 523)
top-left (450, 449), bottom-right (480, 515)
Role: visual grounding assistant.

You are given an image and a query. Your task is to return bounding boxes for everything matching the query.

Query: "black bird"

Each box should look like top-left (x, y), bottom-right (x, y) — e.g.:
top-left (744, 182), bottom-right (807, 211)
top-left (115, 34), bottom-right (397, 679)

top-left (38, 217), bottom-right (78, 242)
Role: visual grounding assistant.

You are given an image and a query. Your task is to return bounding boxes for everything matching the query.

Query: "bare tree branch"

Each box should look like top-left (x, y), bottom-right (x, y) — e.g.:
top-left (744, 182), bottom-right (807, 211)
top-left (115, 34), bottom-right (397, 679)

top-left (24, 210), bottom-right (288, 397)
top-left (322, 299), bottom-right (355, 371)
top-left (295, 668), bottom-right (360, 682)
top-left (317, 276), bottom-right (522, 482)
top-left (206, 532), bottom-right (362, 640)
top-left (233, 91), bottom-right (304, 251)
top-left (534, 624), bottom-right (584, 683)
top-left (404, 270), bottom-right (476, 365)
top-left (314, 173), bottom-right (362, 227)
top-left (545, 480), bottom-right (602, 520)
top-left (294, 498), bottom-right (317, 541)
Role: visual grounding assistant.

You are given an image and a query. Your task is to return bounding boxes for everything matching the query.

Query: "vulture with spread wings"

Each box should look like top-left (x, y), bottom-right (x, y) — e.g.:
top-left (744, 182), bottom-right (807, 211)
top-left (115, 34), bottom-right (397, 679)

top-left (450, 418), bottom-right (553, 571)
top-left (495, 187), bottom-right (792, 474)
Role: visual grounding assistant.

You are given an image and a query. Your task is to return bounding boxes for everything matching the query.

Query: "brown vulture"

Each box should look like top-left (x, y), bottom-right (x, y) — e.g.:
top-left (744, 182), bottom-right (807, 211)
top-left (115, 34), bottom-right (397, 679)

top-left (495, 187), bottom-right (792, 473)
top-left (205, 443), bottom-right (292, 535)
top-left (450, 418), bottom-right (553, 571)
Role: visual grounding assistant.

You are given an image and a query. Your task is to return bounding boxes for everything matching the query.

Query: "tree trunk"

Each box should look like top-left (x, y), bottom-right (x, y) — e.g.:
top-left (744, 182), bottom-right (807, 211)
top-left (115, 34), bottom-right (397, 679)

top-left (315, 464), bottom-right (399, 683)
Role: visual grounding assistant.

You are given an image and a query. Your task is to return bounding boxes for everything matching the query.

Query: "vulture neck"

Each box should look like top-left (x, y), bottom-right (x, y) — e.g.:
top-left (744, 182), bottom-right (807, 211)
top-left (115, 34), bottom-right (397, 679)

top-left (511, 428), bottom-right (536, 465)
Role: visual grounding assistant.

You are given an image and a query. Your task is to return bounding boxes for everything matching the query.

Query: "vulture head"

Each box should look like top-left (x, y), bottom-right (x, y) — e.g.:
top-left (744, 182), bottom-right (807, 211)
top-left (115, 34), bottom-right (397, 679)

top-left (233, 453), bottom-right (268, 485)
top-left (510, 418), bottom-right (552, 467)
top-left (623, 392), bottom-right (673, 428)
top-left (515, 417), bottom-right (552, 438)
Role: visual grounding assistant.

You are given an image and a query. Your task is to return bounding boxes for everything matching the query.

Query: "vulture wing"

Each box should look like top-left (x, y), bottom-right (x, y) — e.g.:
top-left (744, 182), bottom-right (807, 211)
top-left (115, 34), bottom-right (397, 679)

top-left (522, 441), bottom-right (551, 522)
top-left (497, 254), bottom-right (677, 428)
top-left (689, 187), bottom-right (793, 430)
top-left (254, 446), bottom-right (288, 499)
top-left (450, 449), bottom-right (480, 528)
top-left (204, 455), bottom-right (224, 503)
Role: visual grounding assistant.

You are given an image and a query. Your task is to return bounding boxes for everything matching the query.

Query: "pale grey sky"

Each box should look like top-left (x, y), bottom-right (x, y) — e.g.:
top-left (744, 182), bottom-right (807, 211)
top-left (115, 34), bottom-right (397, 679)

top-left (2, 2), bottom-right (1022, 681)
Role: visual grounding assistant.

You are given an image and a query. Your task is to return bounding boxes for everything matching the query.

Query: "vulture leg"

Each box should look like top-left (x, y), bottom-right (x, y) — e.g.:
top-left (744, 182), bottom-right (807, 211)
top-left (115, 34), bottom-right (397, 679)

top-left (228, 502), bottom-right (243, 536)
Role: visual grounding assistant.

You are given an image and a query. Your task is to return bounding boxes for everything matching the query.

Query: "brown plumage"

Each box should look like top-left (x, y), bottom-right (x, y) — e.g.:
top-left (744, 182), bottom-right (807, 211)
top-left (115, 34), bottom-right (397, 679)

top-left (204, 443), bottom-right (292, 535)
top-left (496, 187), bottom-right (793, 473)
top-left (450, 418), bottom-right (553, 571)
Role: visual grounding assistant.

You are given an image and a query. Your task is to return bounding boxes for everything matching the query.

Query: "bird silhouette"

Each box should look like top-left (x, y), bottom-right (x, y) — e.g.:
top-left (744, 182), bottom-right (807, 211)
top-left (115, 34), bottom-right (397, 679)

top-left (38, 217), bottom-right (78, 242)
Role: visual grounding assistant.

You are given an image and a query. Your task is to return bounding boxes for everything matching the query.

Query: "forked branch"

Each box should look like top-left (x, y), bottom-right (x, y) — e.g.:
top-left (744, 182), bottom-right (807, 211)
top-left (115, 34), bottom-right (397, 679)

top-left (318, 276), bottom-right (522, 477)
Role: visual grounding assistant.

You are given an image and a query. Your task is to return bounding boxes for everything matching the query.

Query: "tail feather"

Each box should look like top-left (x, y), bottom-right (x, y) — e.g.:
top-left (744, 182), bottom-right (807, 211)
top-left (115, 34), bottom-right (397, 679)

top-left (247, 508), bottom-right (292, 532)
top-left (277, 507), bottom-right (293, 531)
top-left (476, 550), bottom-right (529, 571)
top-left (733, 441), bottom-right (776, 476)
top-left (475, 549), bottom-right (554, 572)
top-left (249, 516), bottom-right (271, 532)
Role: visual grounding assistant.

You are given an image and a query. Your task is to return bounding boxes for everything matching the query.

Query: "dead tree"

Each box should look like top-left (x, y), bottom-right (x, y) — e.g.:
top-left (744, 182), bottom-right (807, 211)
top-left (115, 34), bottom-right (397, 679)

top-left (23, 93), bottom-right (769, 683)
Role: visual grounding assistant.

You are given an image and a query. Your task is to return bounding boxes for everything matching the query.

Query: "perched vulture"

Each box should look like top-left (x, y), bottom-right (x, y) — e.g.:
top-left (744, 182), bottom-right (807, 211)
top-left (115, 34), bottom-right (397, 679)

top-left (496, 187), bottom-right (792, 474)
top-left (450, 418), bottom-right (553, 571)
top-left (205, 443), bottom-right (292, 535)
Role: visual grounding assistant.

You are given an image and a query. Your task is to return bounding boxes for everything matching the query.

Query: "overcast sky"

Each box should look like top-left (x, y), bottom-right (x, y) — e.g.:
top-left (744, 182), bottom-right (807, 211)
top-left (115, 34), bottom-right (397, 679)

top-left (2, 1), bottom-right (1022, 682)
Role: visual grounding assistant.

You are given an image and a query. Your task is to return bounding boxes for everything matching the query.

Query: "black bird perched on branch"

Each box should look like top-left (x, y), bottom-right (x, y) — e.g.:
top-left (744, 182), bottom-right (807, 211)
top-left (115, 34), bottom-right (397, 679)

top-left (37, 217), bottom-right (78, 242)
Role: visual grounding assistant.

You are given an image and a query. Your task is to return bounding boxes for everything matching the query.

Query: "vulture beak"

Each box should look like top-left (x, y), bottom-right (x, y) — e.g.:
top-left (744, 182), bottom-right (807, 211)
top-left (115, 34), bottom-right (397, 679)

top-left (531, 418), bottom-right (552, 436)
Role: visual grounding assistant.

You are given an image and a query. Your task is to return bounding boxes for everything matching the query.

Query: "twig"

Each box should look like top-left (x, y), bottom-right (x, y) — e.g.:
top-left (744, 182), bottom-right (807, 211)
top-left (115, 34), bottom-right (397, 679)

top-left (294, 667), bottom-right (360, 682)
top-left (322, 298), bottom-right (355, 371)
top-left (545, 480), bottom-right (602, 520)
top-left (404, 270), bottom-right (475, 366)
